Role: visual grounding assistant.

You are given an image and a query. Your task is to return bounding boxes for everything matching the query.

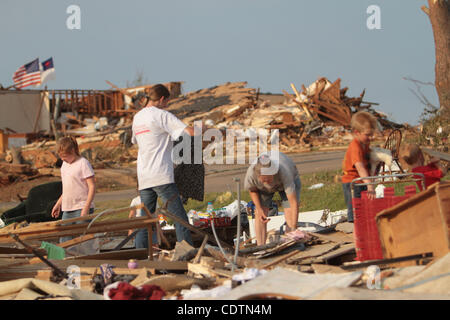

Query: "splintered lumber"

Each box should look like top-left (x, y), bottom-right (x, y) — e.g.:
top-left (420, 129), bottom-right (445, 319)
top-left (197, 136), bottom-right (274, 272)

top-left (0, 206), bottom-right (159, 260)
top-left (290, 83), bottom-right (313, 119)
top-left (0, 216), bottom-right (158, 243)
top-left (8, 233), bottom-right (67, 279)
top-left (206, 247), bottom-right (247, 268)
top-left (193, 235), bottom-right (209, 264)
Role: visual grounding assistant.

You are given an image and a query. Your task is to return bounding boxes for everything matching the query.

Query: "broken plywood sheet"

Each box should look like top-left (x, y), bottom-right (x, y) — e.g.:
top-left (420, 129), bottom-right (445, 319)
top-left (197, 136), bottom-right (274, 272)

top-left (0, 278), bottom-right (103, 300)
top-left (286, 242), bottom-right (340, 264)
top-left (310, 243), bottom-right (355, 264)
top-left (335, 222), bottom-right (354, 234)
top-left (382, 266), bottom-right (426, 289)
top-left (216, 267), bottom-right (362, 300)
top-left (311, 264), bottom-right (347, 274)
top-left (394, 253), bottom-right (450, 295)
top-left (309, 287), bottom-right (450, 300)
top-left (132, 273), bottom-right (215, 292)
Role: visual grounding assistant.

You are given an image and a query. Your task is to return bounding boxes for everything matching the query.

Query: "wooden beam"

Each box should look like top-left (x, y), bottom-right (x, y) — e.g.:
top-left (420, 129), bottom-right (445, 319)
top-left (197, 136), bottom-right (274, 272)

top-left (0, 215), bottom-right (159, 244)
top-left (290, 83), bottom-right (313, 119)
top-left (64, 248), bottom-right (149, 261)
top-left (58, 234), bottom-right (97, 249)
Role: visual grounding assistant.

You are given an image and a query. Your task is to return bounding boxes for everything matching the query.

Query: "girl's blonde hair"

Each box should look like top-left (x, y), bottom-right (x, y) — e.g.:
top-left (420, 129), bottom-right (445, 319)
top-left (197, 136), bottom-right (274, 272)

top-left (400, 144), bottom-right (423, 166)
top-left (56, 136), bottom-right (80, 156)
top-left (350, 111), bottom-right (378, 133)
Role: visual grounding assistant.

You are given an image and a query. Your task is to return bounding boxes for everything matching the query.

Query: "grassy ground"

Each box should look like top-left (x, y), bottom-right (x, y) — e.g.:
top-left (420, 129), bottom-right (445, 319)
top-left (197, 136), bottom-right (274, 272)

top-left (182, 169), bottom-right (347, 214)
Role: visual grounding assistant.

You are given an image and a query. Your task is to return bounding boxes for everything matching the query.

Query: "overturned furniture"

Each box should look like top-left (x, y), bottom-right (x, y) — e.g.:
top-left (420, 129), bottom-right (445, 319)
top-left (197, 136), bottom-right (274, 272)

top-left (1, 181), bottom-right (62, 225)
top-left (376, 181), bottom-right (450, 267)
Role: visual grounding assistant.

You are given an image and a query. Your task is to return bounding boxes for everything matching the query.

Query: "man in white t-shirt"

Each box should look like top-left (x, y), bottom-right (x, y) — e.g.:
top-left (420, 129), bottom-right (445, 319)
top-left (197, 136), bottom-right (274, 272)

top-left (132, 84), bottom-right (196, 247)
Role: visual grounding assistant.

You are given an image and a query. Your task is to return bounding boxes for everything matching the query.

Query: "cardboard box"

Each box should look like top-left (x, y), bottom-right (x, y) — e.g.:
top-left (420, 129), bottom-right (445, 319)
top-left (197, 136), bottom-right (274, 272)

top-left (376, 181), bottom-right (450, 267)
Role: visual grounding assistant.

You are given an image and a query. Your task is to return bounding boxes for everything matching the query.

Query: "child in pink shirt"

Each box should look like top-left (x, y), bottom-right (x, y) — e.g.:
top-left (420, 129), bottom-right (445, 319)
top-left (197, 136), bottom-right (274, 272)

top-left (400, 144), bottom-right (447, 191)
top-left (51, 136), bottom-right (96, 243)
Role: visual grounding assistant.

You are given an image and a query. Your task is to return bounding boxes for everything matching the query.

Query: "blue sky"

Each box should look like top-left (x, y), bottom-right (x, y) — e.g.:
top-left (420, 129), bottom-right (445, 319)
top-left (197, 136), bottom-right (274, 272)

top-left (0, 0), bottom-right (438, 125)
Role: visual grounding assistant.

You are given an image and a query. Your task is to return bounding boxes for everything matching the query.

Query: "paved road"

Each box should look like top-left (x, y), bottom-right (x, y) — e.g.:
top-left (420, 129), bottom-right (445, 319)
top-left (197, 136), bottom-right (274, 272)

top-left (0, 150), bottom-right (345, 209)
top-left (95, 150), bottom-right (345, 201)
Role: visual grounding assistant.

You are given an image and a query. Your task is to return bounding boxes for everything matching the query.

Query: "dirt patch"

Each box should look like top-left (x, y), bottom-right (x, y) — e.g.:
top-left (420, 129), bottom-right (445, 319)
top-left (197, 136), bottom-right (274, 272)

top-left (0, 176), bottom-right (61, 202)
top-left (0, 168), bottom-right (138, 203)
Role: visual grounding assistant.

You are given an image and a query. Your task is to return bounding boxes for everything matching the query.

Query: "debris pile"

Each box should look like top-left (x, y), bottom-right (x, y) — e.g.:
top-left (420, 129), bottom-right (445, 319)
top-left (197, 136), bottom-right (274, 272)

top-left (0, 202), bottom-right (449, 300)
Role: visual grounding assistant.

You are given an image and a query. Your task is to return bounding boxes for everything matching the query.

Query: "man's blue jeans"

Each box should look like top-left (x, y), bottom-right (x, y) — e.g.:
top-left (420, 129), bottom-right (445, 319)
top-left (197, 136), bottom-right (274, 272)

top-left (138, 183), bottom-right (193, 248)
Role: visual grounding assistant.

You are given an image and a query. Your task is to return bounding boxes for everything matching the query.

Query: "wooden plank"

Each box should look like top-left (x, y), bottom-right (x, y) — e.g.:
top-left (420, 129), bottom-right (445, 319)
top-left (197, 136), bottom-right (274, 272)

top-left (341, 252), bottom-right (433, 270)
top-left (320, 78), bottom-right (342, 105)
top-left (1, 259), bottom-right (188, 272)
top-left (308, 105), bottom-right (349, 126)
top-left (193, 235), bottom-right (209, 264)
top-left (64, 248), bottom-right (149, 261)
top-left (58, 234), bottom-right (97, 249)
top-left (0, 216), bottom-right (159, 244)
top-left (310, 97), bottom-right (351, 123)
top-left (0, 247), bottom-right (47, 255)
top-left (290, 83), bottom-right (313, 119)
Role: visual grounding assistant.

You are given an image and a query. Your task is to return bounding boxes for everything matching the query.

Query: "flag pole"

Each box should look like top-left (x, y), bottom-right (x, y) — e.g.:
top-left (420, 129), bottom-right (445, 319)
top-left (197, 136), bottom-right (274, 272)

top-left (33, 85), bottom-right (48, 133)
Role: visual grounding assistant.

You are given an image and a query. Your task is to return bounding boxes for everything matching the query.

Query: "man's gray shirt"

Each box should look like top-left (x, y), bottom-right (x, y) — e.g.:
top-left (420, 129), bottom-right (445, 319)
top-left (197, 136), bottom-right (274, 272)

top-left (244, 152), bottom-right (300, 195)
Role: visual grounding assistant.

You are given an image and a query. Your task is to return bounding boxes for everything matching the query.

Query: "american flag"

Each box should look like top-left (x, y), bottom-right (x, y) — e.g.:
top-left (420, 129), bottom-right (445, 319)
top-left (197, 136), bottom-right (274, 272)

top-left (12, 58), bottom-right (41, 89)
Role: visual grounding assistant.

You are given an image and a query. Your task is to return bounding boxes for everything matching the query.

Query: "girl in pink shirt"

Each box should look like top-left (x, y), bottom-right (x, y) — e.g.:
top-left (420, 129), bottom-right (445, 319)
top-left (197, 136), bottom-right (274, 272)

top-left (51, 136), bottom-right (96, 243)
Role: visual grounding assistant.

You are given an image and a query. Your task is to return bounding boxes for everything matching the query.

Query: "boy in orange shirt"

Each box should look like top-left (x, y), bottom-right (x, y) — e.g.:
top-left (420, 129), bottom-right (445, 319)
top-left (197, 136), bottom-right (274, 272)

top-left (342, 111), bottom-right (378, 222)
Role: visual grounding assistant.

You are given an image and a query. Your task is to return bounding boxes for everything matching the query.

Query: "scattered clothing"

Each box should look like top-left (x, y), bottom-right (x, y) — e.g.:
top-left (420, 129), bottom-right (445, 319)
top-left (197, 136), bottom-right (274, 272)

top-left (100, 264), bottom-right (116, 286)
top-left (281, 229), bottom-right (312, 242)
top-left (106, 282), bottom-right (166, 300)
